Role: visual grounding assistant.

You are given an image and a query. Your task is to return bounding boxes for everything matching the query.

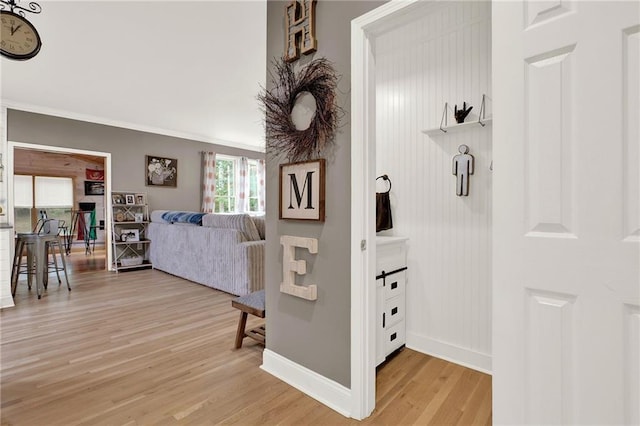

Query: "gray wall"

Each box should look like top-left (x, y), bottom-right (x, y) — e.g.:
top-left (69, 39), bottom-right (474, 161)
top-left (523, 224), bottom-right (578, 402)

top-left (265, 1), bottom-right (385, 388)
top-left (8, 110), bottom-right (263, 212)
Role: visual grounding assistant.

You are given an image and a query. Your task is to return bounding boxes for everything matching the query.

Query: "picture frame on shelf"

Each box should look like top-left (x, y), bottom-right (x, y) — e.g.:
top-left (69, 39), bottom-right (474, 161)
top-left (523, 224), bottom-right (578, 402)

top-left (120, 229), bottom-right (139, 242)
top-left (84, 181), bottom-right (104, 196)
top-left (135, 193), bottom-right (147, 205)
top-left (146, 155), bottom-right (177, 187)
top-left (279, 159), bottom-right (325, 222)
top-left (134, 213), bottom-right (144, 223)
top-left (112, 194), bottom-right (125, 205)
top-left (125, 194), bottom-right (135, 205)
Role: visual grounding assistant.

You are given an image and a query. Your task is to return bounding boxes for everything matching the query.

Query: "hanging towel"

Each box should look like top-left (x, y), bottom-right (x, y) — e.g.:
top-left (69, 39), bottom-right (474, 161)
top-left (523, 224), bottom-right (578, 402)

top-left (376, 175), bottom-right (393, 232)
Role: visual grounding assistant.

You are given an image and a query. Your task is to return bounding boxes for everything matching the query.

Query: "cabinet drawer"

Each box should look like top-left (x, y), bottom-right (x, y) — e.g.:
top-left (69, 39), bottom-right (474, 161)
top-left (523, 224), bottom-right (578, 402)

top-left (383, 269), bottom-right (405, 300)
top-left (385, 321), bottom-right (406, 355)
top-left (384, 295), bottom-right (405, 328)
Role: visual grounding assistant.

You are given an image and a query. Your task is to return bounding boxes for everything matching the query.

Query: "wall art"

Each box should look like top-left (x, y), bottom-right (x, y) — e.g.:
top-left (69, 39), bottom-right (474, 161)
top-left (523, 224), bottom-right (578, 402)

top-left (259, 57), bottom-right (341, 162)
top-left (279, 159), bottom-right (325, 221)
top-left (146, 155), bottom-right (177, 187)
top-left (84, 180), bottom-right (104, 196)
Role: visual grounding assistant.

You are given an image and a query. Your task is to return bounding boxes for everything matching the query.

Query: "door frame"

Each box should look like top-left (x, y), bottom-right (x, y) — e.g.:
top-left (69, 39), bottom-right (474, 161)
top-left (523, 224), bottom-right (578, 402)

top-left (350, 0), bottom-right (427, 419)
top-left (7, 140), bottom-right (113, 270)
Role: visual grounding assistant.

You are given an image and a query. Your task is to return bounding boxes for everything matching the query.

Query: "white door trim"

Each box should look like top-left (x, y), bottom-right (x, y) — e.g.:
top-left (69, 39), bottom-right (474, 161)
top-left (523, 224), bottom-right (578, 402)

top-left (350, 0), bottom-right (426, 419)
top-left (7, 141), bottom-right (113, 270)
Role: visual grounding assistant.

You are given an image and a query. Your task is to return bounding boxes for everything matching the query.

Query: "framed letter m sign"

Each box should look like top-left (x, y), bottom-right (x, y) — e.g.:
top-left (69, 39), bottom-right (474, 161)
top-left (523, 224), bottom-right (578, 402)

top-left (280, 159), bottom-right (325, 222)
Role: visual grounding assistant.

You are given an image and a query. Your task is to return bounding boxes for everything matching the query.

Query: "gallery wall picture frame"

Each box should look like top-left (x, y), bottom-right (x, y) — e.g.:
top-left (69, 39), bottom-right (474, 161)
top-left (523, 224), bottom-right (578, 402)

top-left (112, 194), bottom-right (125, 205)
top-left (135, 193), bottom-right (147, 205)
top-left (120, 228), bottom-right (139, 242)
top-left (279, 159), bottom-right (325, 222)
top-left (84, 181), bottom-right (104, 196)
top-left (146, 155), bottom-right (177, 187)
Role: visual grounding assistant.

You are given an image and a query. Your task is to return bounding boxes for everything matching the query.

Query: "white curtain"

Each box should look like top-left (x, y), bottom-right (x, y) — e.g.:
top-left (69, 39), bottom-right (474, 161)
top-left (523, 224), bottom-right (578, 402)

top-left (235, 156), bottom-right (249, 213)
top-left (257, 159), bottom-right (266, 212)
top-left (201, 152), bottom-right (216, 213)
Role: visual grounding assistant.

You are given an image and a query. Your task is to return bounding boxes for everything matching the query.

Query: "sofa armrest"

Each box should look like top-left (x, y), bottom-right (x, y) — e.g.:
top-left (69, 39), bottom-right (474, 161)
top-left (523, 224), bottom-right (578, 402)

top-left (234, 240), bottom-right (265, 295)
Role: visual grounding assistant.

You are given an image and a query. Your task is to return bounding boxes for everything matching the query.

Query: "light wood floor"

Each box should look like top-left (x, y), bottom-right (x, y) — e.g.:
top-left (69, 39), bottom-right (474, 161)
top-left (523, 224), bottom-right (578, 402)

top-left (2, 251), bottom-right (491, 425)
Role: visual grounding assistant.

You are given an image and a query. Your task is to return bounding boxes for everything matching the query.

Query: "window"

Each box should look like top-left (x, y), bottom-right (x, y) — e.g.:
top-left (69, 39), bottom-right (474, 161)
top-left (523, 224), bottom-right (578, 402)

top-left (214, 157), bottom-right (236, 213)
top-left (213, 156), bottom-right (263, 213)
top-left (14, 175), bottom-right (74, 233)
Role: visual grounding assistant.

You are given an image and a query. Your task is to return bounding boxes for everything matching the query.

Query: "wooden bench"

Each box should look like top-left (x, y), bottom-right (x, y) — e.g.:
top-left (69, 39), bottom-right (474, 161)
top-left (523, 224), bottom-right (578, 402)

top-left (231, 289), bottom-right (265, 349)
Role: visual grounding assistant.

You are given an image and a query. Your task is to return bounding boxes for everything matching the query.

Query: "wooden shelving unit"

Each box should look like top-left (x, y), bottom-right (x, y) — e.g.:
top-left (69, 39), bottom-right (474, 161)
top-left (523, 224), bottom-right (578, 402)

top-left (111, 191), bottom-right (152, 272)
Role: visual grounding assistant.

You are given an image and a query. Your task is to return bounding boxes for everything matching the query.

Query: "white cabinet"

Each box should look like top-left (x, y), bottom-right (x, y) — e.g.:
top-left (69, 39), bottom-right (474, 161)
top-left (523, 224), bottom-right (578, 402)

top-left (0, 226), bottom-right (14, 308)
top-left (111, 191), bottom-right (152, 272)
top-left (375, 236), bottom-right (408, 366)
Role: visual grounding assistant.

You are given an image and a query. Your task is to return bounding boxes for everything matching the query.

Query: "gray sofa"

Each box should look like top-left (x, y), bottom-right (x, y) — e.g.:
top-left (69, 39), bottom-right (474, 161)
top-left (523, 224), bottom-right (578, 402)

top-left (148, 211), bottom-right (265, 296)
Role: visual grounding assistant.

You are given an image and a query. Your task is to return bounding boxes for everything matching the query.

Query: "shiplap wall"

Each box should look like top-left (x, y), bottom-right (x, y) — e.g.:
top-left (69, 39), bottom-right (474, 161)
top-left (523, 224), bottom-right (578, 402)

top-left (375, 1), bottom-right (492, 372)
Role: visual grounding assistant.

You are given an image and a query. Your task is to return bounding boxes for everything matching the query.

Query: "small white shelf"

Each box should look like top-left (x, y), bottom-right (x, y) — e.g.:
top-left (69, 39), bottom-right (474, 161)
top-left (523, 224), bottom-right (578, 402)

top-left (422, 117), bottom-right (492, 136)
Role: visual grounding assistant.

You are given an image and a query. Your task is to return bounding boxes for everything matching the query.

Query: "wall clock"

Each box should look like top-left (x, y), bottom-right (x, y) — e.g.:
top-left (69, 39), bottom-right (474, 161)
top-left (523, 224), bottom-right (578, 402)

top-left (0, 9), bottom-right (42, 60)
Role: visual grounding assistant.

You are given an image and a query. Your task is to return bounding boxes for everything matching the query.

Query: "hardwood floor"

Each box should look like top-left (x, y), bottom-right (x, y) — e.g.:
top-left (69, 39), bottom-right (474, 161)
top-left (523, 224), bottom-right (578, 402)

top-left (2, 254), bottom-right (491, 425)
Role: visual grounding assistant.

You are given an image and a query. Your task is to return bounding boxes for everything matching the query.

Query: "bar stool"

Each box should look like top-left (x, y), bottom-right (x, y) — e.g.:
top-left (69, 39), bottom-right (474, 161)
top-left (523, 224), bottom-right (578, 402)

top-left (35, 220), bottom-right (69, 289)
top-left (11, 231), bottom-right (71, 300)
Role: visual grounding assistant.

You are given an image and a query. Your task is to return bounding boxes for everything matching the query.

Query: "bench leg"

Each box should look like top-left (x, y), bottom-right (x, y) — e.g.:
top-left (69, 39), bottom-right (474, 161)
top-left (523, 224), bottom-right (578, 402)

top-left (235, 311), bottom-right (248, 349)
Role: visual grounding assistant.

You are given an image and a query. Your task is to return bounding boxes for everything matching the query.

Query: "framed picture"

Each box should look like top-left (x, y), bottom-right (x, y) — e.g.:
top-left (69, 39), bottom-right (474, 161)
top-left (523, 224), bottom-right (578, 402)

top-left (120, 229), bottom-right (139, 242)
top-left (112, 194), bottom-right (125, 205)
top-left (135, 193), bottom-right (147, 205)
top-left (146, 155), bottom-right (177, 187)
top-left (84, 181), bottom-right (104, 196)
top-left (279, 159), bottom-right (325, 222)
top-left (125, 194), bottom-right (135, 205)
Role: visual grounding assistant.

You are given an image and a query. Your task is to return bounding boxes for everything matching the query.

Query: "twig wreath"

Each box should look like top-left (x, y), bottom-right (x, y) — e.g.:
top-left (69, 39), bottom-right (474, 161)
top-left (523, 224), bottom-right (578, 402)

top-left (258, 57), bottom-right (341, 161)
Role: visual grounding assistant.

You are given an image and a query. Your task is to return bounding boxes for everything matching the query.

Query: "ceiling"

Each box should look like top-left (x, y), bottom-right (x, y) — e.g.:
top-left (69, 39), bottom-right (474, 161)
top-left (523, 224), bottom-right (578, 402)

top-left (1, 1), bottom-right (267, 152)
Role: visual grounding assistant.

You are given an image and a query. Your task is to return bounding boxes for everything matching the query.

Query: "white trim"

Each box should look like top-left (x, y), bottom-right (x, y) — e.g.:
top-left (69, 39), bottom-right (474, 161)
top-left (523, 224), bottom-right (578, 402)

top-left (2, 100), bottom-right (265, 154)
top-left (407, 332), bottom-right (493, 375)
top-left (350, 0), bottom-right (424, 420)
top-left (8, 141), bottom-right (114, 271)
top-left (261, 349), bottom-right (352, 418)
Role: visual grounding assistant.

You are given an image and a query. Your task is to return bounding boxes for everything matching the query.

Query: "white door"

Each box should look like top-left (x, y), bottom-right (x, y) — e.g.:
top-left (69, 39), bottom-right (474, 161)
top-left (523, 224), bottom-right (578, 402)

top-left (493, 1), bottom-right (639, 424)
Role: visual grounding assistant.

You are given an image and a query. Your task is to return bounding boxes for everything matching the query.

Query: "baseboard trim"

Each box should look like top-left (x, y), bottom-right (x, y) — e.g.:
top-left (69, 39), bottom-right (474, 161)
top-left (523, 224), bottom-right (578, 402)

top-left (0, 294), bottom-right (15, 309)
top-left (261, 349), bottom-right (352, 417)
top-left (406, 332), bottom-right (492, 375)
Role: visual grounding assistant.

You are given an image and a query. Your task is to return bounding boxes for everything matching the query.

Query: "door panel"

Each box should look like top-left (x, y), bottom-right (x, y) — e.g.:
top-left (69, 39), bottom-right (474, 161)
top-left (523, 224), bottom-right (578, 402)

top-left (493, 2), bottom-right (639, 424)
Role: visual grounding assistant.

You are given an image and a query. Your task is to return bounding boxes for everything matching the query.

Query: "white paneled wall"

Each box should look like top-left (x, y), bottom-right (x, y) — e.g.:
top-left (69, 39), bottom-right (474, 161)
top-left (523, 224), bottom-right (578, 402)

top-left (375, 1), bottom-right (492, 372)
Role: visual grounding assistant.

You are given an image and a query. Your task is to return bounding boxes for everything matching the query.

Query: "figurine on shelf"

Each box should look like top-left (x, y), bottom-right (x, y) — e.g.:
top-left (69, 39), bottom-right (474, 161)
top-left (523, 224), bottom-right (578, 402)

top-left (454, 102), bottom-right (473, 123)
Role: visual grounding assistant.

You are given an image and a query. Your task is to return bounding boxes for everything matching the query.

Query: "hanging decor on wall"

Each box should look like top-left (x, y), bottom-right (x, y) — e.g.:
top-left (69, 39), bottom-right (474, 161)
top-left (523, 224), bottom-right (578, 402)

top-left (0, 0), bottom-right (43, 60)
top-left (258, 57), bottom-right (341, 162)
top-left (284, 0), bottom-right (317, 62)
top-left (452, 144), bottom-right (474, 196)
top-left (85, 168), bottom-right (104, 181)
top-left (146, 155), bottom-right (177, 187)
top-left (279, 159), bottom-right (325, 222)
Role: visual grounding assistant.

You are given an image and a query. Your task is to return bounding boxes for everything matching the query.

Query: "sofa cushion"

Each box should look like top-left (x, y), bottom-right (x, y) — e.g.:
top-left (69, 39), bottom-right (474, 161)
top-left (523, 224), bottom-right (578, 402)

top-left (202, 213), bottom-right (261, 241)
top-left (252, 215), bottom-right (265, 240)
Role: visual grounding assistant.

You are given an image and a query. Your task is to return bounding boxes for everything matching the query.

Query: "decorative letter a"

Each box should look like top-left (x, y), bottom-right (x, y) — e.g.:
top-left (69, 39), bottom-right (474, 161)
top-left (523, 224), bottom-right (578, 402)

top-left (284, 0), bottom-right (317, 62)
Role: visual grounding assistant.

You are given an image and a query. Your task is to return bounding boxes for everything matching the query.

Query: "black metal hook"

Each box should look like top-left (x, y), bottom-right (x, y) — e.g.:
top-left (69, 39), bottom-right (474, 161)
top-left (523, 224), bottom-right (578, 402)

top-left (376, 174), bottom-right (392, 193)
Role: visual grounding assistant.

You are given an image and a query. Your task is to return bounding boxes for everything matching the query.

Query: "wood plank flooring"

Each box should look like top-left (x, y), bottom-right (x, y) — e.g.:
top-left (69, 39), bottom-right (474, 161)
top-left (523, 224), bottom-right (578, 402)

top-left (2, 252), bottom-right (491, 425)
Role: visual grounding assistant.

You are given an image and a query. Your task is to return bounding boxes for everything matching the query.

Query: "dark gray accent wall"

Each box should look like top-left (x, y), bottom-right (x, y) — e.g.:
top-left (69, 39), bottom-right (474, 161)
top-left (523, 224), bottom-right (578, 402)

top-left (265, 1), bottom-right (385, 388)
top-left (8, 109), bottom-right (263, 211)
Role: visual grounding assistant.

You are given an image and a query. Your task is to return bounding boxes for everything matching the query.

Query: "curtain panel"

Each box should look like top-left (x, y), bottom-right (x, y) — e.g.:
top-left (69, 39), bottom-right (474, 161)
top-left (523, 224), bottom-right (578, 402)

top-left (201, 152), bottom-right (216, 213)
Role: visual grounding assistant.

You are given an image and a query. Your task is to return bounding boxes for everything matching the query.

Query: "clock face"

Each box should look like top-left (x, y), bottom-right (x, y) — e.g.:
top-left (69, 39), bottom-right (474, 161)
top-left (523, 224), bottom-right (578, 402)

top-left (0, 11), bottom-right (42, 60)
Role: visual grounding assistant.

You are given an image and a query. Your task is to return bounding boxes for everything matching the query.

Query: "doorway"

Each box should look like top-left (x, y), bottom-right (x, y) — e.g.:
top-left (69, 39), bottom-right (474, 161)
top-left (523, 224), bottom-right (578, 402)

top-left (352, 1), bottom-right (492, 417)
top-left (7, 141), bottom-right (113, 270)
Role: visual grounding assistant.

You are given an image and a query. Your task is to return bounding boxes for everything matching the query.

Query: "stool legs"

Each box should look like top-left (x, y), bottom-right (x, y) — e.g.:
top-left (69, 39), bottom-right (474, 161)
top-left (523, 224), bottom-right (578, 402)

top-left (235, 312), bottom-right (249, 349)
